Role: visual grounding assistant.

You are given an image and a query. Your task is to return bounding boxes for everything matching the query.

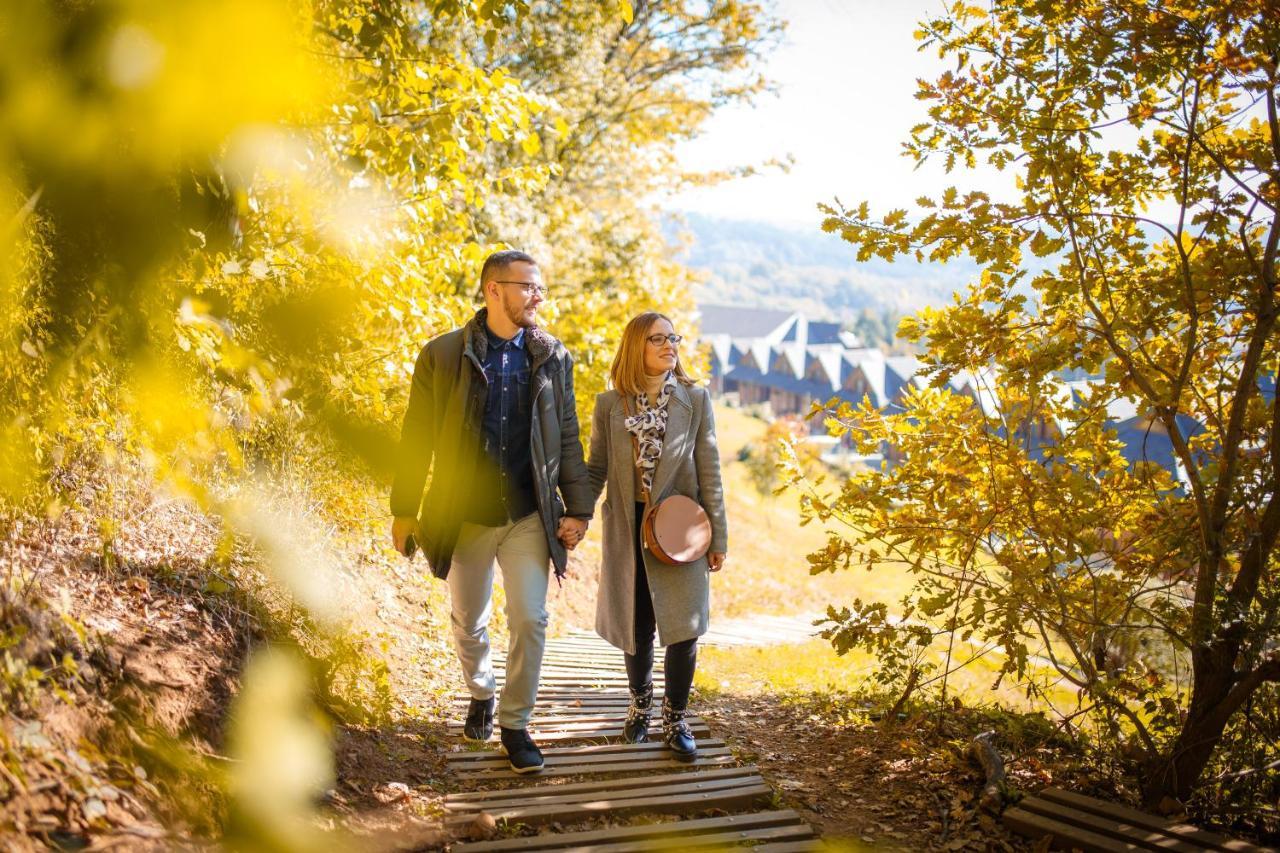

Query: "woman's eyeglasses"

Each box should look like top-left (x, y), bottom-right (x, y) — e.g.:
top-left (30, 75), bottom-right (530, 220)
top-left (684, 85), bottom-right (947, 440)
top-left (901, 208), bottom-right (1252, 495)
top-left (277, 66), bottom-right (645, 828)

top-left (646, 334), bottom-right (683, 346)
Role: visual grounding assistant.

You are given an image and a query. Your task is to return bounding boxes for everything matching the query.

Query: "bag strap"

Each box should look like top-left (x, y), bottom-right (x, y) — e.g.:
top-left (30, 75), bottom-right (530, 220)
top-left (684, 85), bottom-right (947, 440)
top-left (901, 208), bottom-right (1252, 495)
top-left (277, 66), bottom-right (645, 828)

top-left (620, 394), bottom-right (652, 505)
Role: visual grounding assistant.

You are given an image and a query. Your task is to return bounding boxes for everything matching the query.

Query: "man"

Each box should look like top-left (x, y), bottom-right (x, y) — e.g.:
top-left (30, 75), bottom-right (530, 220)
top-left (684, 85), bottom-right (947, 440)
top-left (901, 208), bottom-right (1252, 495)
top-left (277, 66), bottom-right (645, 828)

top-left (390, 250), bottom-right (592, 774)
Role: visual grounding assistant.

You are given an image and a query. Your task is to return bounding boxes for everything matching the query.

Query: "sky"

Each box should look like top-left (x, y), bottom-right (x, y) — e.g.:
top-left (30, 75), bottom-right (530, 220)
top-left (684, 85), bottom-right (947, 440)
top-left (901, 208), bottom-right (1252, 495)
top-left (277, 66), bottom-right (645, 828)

top-left (667, 0), bottom-right (1009, 231)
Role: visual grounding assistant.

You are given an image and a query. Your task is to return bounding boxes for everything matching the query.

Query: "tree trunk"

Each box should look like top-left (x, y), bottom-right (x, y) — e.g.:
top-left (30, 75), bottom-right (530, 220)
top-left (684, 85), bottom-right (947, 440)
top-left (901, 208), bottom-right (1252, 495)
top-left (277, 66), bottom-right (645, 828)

top-left (1142, 648), bottom-right (1238, 806)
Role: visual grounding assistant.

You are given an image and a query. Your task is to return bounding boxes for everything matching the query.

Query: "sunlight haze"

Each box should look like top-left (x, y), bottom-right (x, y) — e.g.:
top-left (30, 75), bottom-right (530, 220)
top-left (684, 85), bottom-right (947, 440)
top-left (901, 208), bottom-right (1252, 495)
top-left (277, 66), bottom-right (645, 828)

top-left (669, 0), bottom-right (1014, 230)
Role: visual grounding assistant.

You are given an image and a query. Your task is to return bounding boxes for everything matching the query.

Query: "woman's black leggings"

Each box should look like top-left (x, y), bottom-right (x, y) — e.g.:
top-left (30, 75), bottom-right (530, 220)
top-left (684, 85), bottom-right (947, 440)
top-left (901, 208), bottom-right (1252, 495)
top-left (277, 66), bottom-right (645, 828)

top-left (624, 503), bottom-right (697, 710)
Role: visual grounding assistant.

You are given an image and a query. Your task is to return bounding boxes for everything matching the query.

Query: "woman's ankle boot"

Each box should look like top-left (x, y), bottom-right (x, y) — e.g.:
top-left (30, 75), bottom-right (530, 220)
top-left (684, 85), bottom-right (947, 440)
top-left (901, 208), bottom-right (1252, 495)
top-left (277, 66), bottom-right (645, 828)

top-left (624, 682), bottom-right (653, 743)
top-left (661, 696), bottom-right (697, 762)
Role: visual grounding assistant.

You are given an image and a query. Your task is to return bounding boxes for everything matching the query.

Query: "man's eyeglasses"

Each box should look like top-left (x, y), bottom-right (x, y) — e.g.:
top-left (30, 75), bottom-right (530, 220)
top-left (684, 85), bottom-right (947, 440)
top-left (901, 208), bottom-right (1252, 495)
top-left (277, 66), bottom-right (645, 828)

top-left (494, 280), bottom-right (548, 297)
top-left (646, 334), bottom-right (683, 346)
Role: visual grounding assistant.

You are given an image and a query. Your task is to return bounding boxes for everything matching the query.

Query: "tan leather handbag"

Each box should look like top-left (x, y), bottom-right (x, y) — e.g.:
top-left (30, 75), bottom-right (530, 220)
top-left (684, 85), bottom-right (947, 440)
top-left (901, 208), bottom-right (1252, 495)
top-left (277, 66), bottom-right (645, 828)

top-left (623, 396), bottom-right (712, 566)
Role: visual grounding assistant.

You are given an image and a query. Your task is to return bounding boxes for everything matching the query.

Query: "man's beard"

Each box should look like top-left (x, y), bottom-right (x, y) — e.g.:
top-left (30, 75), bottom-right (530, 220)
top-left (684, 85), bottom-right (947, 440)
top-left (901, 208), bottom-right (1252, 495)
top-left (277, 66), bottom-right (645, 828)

top-left (503, 291), bottom-right (537, 329)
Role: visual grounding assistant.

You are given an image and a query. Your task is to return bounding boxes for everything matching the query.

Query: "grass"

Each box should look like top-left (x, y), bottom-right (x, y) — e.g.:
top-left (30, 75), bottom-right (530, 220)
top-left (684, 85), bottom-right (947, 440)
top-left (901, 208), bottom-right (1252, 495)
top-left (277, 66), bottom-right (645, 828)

top-left (694, 402), bottom-right (915, 619)
top-left (695, 636), bottom-right (1082, 716)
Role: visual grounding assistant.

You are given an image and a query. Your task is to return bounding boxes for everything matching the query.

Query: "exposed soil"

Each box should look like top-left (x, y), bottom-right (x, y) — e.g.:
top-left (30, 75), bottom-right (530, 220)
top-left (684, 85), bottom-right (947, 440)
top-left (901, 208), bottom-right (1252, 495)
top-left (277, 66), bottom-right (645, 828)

top-left (1, 498), bottom-right (249, 850)
top-left (695, 689), bottom-right (1099, 852)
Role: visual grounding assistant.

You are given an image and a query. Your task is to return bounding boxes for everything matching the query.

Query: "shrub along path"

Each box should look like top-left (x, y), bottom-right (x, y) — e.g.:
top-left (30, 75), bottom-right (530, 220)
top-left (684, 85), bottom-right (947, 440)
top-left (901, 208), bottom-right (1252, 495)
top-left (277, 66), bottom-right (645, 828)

top-left (441, 629), bottom-right (820, 851)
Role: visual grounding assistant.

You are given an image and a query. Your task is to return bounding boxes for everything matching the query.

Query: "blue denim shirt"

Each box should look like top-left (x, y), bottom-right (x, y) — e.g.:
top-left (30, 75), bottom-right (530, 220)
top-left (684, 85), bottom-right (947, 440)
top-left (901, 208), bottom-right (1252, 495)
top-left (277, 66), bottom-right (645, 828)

top-left (474, 325), bottom-right (538, 524)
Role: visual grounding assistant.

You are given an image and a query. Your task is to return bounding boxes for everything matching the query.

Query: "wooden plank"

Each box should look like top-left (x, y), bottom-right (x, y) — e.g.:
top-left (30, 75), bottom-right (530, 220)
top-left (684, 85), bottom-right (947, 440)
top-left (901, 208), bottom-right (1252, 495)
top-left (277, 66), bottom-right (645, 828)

top-left (499, 678), bottom-right (640, 686)
top-left (444, 782), bottom-right (772, 827)
top-left (495, 685), bottom-right (645, 694)
top-left (450, 704), bottom-right (637, 716)
top-left (445, 724), bottom-right (711, 744)
top-left (543, 642), bottom-right (613, 650)
top-left (527, 686), bottom-right (634, 694)
top-left (452, 706), bottom-right (638, 717)
top-left (452, 809), bottom-right (810, 852)
top-left (508, 666), bottom-right (628, 676)
top-left (451, 693), bottom-right (634, 702)
top-left (450, 713), bottom-right (706, 728)
top-left (495, 658), bottom-right (627, 668)
top-left (455, 821), bottom-right (813, 853)
top-left (496, 653), bottom-right (620, 663)
top-left (746, 843), bottom-right (824, 853)
top-left (454, 755), bottom-right (738, 782)
top-left (447, 766), bottom-right (761, 805)
top-left (1004, 806), bottom-right (1146, 853)
top-left (447, 741), bottom-right (729, 766)
top-left (1018, 797), bottom-right (1204, 853)
top-left (1034, 789), bottom-right (1278, 852)
top-left (447, 739), bottom-right (725, 763)
top-left (446, 772), bottom-right (765, 813)
top-left (555, 824), bottom-right (816, 853)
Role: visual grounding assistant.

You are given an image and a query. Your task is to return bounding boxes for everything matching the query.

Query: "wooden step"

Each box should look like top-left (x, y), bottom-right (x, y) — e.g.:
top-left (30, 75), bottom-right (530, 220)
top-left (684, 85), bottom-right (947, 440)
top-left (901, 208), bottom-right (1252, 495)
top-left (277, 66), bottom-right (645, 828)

top-left (444, 779), bottom-right (771, 828)
top-left (452, 809), bottom-right (812, 852)
top-left (451, 711), bottom-right (659, 727)
top-left (1006, 788), bottom-right (1278, 853)
top-left (450, 702), bottom-right (636, 715)
top-left (447, 739), bottom-right (728, 765)
top-left (447, 768), bottom-right (766, 817)
top-left (453, 754), bottom-right (738, 782)
top-left (449, 714), bottom-right (708, 731)
top-left (448, 741), bottom-right (736, 781)
top-left (447, 766), bottom-right (761, 806)
top-left (447, 721), bottom-right (711, 744)
top-left (445, 626), bottom-right (817, 849)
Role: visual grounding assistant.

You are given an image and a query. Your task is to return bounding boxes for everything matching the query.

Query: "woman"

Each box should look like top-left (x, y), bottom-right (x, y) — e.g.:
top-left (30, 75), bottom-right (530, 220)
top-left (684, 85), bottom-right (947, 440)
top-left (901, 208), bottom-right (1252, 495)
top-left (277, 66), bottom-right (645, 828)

top-left (576, 312), bottom-right (728, 760)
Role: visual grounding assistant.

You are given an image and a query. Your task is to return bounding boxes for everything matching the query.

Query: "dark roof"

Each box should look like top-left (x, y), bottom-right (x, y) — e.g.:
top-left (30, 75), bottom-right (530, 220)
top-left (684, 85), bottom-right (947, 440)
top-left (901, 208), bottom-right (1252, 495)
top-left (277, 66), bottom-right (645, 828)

top-left (730, 367), bottom-right (844, 402)
top-left (698, 304), bottom-right (795, 338)
top-left (808, 321), bottom-right (843, 345)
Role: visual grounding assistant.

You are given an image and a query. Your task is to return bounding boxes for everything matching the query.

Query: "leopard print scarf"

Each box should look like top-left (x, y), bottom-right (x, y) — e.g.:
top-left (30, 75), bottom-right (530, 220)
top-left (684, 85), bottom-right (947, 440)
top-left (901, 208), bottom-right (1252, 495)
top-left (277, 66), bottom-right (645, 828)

top-left (623, 372), bottom-right (677, 498)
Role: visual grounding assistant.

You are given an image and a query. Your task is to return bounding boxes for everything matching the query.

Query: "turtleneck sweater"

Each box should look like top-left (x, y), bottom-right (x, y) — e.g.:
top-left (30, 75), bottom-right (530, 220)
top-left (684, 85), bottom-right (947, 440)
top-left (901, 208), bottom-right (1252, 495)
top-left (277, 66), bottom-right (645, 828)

top-left (642, 371), bottom-right (666, 399)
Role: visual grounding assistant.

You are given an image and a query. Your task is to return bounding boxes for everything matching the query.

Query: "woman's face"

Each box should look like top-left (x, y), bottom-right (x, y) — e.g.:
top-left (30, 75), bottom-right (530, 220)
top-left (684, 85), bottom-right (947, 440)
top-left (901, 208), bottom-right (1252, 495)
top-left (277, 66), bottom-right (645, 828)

top-left (643, 317), bottom-right (678, 375)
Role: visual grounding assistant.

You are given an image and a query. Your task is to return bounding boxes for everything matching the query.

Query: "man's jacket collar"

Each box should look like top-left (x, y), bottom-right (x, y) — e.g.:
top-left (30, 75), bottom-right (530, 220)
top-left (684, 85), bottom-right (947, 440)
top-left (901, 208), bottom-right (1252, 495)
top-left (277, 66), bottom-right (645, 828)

top-left (465, 308), bottom-right (558, 369)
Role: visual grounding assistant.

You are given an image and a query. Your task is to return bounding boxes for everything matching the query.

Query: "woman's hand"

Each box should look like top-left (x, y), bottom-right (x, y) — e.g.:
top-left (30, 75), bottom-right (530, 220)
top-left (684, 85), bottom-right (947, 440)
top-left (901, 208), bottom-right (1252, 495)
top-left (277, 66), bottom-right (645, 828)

top-left (708, 551), bottom-right (726, 572)
top-left (558, 517), bottom-right (588, 550)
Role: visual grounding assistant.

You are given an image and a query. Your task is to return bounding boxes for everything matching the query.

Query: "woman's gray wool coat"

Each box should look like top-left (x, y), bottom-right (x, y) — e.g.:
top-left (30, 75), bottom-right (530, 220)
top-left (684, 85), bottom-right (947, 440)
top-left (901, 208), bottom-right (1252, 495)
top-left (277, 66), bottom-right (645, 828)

top-left (585, 383), bottom-right (728, 655)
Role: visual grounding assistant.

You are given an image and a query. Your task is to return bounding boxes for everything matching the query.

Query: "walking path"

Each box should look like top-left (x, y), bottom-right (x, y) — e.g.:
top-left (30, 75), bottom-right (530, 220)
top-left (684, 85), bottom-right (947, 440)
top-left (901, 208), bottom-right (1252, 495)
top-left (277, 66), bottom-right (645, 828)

top-left (699, 614), bottom-right (824, 647)
top-left (443, 629), bottom-right (821, 851)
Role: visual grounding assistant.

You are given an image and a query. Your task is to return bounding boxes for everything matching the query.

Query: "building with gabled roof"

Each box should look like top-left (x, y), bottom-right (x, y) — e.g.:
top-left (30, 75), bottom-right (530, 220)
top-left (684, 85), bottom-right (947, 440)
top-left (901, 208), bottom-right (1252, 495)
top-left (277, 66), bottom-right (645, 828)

top-left (695, 304), bottom-right (1206, 481)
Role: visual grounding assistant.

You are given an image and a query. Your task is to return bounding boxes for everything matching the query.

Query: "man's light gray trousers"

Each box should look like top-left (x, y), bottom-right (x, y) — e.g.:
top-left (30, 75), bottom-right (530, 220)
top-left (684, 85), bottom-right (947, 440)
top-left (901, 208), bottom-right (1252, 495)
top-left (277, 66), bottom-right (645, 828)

top-left (446, 511), bottom-right (550, 731)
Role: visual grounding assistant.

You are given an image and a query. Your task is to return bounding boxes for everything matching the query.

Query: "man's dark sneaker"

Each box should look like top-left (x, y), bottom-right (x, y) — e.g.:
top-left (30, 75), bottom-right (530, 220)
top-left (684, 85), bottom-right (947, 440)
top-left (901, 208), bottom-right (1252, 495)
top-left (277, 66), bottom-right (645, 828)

top-left (499, 727), bottom-right (545, 774)
top-left (661, 696), bottom-right (697, 762)
top-left (463, 696), bottom-right (495, 742)
top-left (624, 681), bottom-right (653, 744)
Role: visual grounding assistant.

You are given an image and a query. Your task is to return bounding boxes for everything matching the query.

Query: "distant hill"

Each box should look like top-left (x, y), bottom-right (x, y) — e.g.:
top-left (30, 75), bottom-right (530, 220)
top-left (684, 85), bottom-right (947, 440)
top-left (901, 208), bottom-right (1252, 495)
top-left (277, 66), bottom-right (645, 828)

top-left (665, 213), bottom-right (978, 323)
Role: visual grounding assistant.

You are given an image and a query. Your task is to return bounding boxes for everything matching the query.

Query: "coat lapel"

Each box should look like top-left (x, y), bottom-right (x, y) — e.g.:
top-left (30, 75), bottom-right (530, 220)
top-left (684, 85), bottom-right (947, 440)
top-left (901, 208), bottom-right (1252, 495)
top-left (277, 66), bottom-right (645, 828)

top-left (649, 383), bottom-right (692, 500)
top-left (609, 394), bottom-right (636, 508)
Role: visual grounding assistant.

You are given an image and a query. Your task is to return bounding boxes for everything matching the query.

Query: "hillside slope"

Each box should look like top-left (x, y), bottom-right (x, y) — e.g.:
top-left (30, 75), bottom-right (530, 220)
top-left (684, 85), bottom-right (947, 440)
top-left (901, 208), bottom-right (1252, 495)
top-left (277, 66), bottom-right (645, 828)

top-left (667, 213), bottom-right (978, 321)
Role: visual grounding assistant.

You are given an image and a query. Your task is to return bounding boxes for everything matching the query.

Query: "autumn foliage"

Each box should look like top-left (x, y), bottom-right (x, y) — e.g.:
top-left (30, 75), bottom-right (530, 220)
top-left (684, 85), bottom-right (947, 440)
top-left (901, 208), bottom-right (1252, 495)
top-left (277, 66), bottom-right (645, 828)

top-left (800, 0), bottom-right (1280, 818)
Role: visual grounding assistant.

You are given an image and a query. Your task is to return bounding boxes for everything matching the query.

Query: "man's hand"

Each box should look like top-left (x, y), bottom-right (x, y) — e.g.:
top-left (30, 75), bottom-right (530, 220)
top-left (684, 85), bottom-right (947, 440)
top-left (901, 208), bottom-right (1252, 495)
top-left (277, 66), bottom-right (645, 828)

top-left (392, 516), bottom-right (418, 557)
top-left (557, 517), bottom-right (588, 550)
top-left (708, 551), bottom-right (726, 572)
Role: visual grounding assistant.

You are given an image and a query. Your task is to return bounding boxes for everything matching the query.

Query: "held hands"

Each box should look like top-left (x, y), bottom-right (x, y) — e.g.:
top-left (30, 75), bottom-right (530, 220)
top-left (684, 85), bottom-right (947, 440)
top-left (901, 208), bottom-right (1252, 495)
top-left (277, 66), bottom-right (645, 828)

top-left (708, 551), bottom-right (726, 572)
top-left (557, 517), bottom-right (588, 550)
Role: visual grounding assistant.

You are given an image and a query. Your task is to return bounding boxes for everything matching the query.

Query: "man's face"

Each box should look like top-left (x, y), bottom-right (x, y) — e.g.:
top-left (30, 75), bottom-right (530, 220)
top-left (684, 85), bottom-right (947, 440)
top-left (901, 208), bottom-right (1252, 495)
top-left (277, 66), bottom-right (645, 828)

top-left (489, 261), bottom-right (544, 329)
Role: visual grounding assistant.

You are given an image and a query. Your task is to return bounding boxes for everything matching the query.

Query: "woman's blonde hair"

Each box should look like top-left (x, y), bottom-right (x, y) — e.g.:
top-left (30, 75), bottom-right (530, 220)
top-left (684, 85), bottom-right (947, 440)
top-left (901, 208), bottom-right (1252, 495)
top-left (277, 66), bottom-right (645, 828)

top-left (610, 312), bottom-right (697, 397)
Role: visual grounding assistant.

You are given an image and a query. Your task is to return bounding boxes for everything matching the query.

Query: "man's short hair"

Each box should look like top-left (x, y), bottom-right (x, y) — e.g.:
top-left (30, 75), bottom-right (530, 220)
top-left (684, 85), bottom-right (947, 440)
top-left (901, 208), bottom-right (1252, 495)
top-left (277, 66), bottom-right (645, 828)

top-left (477, 249), bottom-right (537, 300)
